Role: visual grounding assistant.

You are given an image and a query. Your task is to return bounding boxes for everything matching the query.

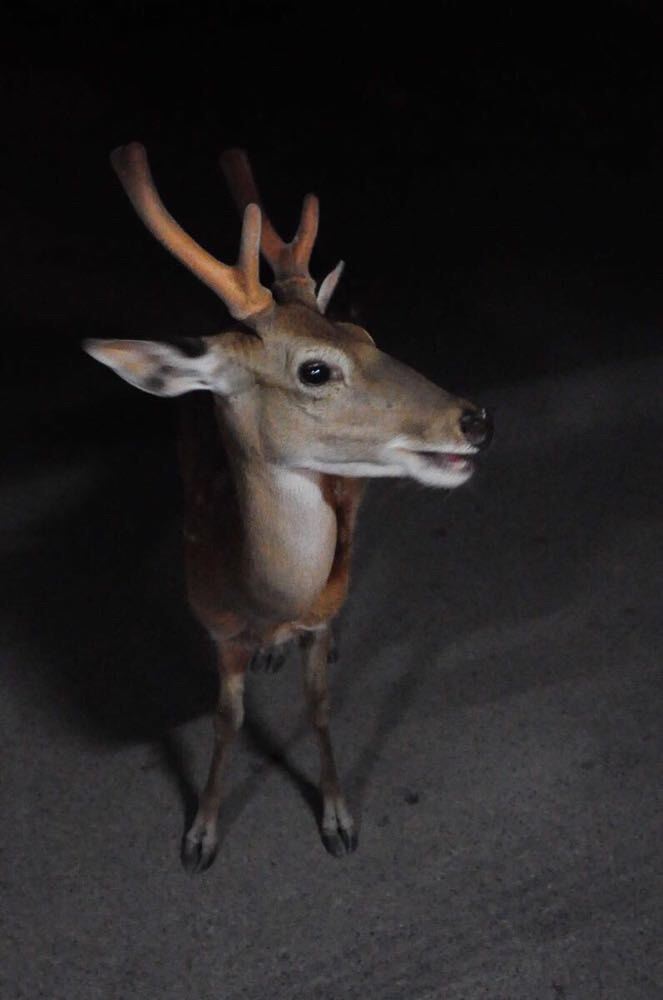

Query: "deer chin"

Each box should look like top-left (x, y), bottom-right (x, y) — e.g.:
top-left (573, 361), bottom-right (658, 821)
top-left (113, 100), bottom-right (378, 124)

top-left (295, 448), bottom-right (475, 486)
top-left (394, 448), bottom-right (475, 488)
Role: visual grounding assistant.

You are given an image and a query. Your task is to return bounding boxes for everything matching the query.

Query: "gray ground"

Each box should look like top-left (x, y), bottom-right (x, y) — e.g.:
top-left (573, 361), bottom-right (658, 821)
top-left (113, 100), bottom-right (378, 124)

top-left (2, 351), bottom-right (661, 999)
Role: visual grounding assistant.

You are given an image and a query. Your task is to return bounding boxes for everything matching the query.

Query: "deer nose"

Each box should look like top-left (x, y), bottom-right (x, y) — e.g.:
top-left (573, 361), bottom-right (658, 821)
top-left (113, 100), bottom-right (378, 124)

top-left (460, 408), bottom-right (493, 450)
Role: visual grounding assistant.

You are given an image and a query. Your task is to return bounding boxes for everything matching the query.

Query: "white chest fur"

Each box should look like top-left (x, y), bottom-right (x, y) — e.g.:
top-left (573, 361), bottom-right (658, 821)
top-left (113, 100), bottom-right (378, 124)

top-left (236, 464), bottom-right (338, 620)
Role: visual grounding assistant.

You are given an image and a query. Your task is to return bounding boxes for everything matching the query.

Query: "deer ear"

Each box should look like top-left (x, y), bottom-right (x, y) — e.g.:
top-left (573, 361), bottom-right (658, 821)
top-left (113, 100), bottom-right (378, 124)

top-left (334, 321), bottom-right (375, 346)
top-left (83, 338), bottom-right (251, 397)
top-left (317, 260), bottom-right (344, 314)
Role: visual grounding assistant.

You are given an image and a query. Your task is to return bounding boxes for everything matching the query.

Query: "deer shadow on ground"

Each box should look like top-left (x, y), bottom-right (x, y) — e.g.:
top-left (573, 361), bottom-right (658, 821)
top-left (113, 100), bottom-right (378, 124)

top-left (3, 392), bottom-right (326, 846)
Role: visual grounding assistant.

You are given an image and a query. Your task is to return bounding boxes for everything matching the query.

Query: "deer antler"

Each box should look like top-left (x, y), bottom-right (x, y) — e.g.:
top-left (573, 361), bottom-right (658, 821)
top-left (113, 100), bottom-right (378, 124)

top-left (111, 143), bottom-right (274, 323)
top-left (221, 148), bottom-right (341, 310)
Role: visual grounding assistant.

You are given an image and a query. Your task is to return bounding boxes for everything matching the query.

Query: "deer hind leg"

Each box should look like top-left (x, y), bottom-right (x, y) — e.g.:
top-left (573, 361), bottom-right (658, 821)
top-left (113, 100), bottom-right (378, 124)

top-left (182, 641), bottom-right (250, 874)
top-left (300, 626), bottom-right (357, 857)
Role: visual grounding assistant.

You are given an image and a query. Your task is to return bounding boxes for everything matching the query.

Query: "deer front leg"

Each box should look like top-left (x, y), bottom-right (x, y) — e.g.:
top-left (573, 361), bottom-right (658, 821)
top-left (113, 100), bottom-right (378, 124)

top-left (182, 642), bottom-right (250, 874)
top-left (300, 627), bottom-right (357, 857)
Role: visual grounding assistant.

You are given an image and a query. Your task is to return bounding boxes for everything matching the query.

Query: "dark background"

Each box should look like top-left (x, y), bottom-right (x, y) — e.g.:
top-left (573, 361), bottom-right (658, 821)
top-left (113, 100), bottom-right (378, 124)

top-left (4, 0), bottom-right (663, 381)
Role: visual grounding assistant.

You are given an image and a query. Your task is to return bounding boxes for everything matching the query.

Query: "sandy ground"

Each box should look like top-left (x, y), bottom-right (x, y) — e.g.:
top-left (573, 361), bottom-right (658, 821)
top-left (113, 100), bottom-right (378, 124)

top-left (2, 348), bottom-right (662, 999)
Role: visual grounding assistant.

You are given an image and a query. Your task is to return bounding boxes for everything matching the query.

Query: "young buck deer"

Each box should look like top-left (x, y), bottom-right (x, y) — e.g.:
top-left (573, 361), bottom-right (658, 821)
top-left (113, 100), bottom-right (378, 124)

top-left (85, 143), bottom-right (492, 872)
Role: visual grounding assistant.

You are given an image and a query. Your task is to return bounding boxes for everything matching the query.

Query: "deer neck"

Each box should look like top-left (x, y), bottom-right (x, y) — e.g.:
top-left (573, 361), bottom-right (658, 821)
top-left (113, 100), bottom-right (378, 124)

top-left (214, 397), bottom-right (338, 621)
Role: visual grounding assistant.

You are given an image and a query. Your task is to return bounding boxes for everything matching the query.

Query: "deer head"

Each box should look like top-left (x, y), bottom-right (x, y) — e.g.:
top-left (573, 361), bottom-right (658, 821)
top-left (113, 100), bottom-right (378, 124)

top-left (86, 144), bottom-right (492, 488)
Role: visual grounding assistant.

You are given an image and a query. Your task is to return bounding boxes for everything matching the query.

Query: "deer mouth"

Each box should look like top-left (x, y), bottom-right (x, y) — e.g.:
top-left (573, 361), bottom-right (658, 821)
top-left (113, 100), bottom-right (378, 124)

top-left (415, 450), bottom-right (473, 472)
top-left (394, 447), bottom-right (476, 487)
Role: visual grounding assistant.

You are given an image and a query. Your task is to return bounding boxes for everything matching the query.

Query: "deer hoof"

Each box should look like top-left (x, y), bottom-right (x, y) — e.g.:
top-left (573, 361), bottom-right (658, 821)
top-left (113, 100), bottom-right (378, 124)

top-left (181, 822), bottom-right (218, 874)
top-left (249, 647), bottom-right (287, 673)
top-left (321, 798), bottom-right (358, 857)
top-left (322, 826), bottom-right (359, 857)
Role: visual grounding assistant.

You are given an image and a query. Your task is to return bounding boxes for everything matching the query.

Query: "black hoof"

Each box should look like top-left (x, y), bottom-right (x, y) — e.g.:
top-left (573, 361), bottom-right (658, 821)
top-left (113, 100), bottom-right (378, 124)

top-left (181, 832), bottom-right (218, 874)
top-left (322, 826), bottom-right (358, 857)
top-left (249, 647), bottom-right (287, 674)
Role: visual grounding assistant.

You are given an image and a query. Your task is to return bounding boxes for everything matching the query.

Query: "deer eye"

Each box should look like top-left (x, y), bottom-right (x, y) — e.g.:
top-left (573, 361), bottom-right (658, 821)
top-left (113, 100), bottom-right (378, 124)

top-left (298, 360), bottom-right (332, 386)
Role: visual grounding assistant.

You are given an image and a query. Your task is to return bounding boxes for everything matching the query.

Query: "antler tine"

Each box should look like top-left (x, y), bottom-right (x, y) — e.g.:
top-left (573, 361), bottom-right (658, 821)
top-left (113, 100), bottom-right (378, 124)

top-left (293, 193), bottom-right (319, 272)
top-left (220, 148), bottom-right (319, 291)
top-left (110, 143), bottom-right (273, 322)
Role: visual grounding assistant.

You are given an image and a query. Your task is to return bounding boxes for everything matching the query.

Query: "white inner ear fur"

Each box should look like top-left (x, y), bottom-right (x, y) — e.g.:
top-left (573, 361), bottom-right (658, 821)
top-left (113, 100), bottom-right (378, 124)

top-left (83, 339), bottom-right (249, 397)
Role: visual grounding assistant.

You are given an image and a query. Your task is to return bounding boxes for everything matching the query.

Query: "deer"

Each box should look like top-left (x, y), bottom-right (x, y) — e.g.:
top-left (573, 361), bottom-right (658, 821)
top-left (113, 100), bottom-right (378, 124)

top-left (84, 142), bottom-right (493, 873)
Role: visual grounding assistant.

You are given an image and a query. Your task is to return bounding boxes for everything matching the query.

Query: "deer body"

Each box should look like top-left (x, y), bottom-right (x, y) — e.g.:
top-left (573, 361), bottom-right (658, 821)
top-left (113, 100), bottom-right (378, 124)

top-left (86, 144), bottom-right (492, 870)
